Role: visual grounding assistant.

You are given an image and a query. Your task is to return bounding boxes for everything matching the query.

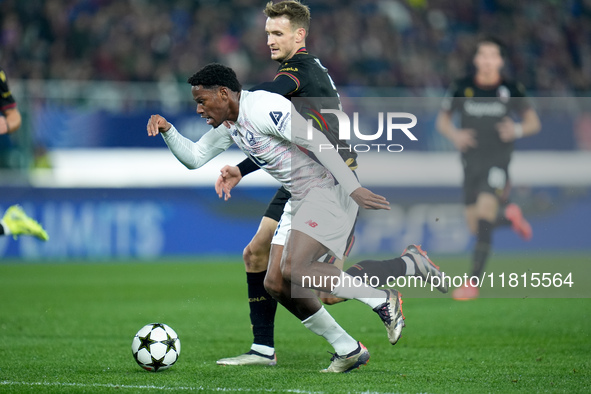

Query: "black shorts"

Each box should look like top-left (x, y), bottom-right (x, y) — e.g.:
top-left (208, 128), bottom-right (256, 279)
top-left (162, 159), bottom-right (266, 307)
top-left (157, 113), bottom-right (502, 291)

top-left (463, 158), bottom-right (511, 205)
top-left (263, 186), bottom-right (291, 222)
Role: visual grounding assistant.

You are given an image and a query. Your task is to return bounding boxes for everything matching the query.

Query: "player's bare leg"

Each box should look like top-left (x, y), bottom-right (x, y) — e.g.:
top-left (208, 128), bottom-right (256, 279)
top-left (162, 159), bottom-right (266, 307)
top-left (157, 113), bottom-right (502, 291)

top-left (265, 244), bottom-right (323, 319)
top-left (264, 243), bottom-right (369, 372)
top-left (216, 217), bottom-right (278, 366)
top-left (282, 230), bottom-right (405, 346)
top-left (243, 217), bottom-right (276, 272)
top-left (318, 255), bottom-right (346, 305)
top-left (454, 192), bottom-right (498, 300)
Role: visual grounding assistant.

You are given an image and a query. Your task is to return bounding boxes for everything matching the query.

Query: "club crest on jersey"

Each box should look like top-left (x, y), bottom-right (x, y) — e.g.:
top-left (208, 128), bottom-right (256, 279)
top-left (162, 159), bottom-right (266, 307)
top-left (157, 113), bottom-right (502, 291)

top-left (497, 85), bottom-right (510, 103)
top-left (269, 111), bottom-right (283, 125)
top-left (246, 130), bottom-right (256, 145)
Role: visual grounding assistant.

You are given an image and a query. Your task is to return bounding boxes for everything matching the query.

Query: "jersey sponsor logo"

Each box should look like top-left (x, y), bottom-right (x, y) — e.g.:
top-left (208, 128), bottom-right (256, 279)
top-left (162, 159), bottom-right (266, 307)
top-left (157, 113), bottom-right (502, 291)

top-left (278, 67), bottom-right (298, 72)
top-left (463, 100), bottom-right (506, 117)
top-left (269, 111), bottom-right (283, 125)
top-left (305, 219), bottom-right (318, 228)
top-left (276, 112), bottom-right (290, 135)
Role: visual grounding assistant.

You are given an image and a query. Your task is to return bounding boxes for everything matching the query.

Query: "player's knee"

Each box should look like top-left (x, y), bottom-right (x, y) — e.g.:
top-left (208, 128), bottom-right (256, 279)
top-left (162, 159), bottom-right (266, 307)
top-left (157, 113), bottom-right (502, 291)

top-left (242, 244), bottom-right (255, 269)
top-left (243, 242), bottom-right (269, 272)
top-left (263, 273), bottom-right (283, 299)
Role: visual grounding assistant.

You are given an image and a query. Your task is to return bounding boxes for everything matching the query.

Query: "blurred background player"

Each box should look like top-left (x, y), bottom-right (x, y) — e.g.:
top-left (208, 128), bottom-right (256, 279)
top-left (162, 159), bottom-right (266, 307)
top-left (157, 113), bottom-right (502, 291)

top-left (215, 0), bottom-right (445, 366)
top-left (0, 66), bottom-right (49, 241)
top-left (436, 37), bottom-right (541, 300)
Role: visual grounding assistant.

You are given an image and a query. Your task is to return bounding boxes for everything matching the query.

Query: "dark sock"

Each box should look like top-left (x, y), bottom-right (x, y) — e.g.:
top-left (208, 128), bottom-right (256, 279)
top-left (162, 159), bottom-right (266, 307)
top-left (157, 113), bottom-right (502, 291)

top-left (471, 219), bottom-right (494, 279)
top-left (246, 271), bottom-right (277, 348)
top-left (495, 216), bottom-right (511, 227)
top-left (495, 205), bottom-right (511, 227)
top-left (345, 257), bottom-right (407, 287)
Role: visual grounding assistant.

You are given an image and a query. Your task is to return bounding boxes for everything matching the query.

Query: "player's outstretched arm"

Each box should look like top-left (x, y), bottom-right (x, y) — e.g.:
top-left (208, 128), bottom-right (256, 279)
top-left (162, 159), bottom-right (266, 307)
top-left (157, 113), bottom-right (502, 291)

top-left (146, 114), bottom-right (234, 170)
top-left (215, 165), bottom-right (243, 201)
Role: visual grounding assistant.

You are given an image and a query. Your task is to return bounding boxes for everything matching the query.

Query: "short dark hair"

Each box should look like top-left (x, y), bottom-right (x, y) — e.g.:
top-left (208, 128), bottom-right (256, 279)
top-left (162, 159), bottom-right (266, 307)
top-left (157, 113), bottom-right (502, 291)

top-left (187, 63), bottom-right (242, 92)
top-left (264, 1), bottom-right (311, 35)
top-left (475, 36), bottom-right (506, 58)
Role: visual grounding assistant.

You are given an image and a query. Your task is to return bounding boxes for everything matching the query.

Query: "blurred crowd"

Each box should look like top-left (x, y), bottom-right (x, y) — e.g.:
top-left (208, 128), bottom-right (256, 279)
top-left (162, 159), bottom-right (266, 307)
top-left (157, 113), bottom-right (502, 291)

top-left (1, 0), bottom-right (590, 93)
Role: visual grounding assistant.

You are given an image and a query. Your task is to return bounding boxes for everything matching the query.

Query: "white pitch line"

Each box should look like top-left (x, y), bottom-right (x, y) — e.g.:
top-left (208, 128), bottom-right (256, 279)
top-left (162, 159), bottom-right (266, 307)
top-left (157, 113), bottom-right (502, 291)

top-left (0, 380), bottom-right (325, 393)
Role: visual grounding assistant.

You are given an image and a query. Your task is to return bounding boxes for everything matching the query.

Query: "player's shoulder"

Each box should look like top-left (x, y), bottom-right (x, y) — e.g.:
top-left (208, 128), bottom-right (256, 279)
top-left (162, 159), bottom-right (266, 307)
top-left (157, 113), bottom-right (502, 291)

top-left (239, 91), bottom-right (291, 135)
top-left (241, 90), bottom-right (291, 122)
top-left (500, 79), bottom-right (528, 97)
top-left (0, 67), bottom-right (8, 84)
top-left (242, 89), bottom-right (288, 106)
top-left (448, 76), bottom-right (474, 96)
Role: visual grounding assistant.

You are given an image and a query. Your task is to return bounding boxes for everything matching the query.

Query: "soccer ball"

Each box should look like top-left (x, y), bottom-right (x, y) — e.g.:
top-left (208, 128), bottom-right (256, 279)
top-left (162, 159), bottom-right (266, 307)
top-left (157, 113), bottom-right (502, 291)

top-left (131, 323), bottom-right (181, 372)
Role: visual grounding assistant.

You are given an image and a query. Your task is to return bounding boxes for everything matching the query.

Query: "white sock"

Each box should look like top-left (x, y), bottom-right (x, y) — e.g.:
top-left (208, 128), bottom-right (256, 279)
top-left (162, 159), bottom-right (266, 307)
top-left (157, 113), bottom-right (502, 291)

top-left (302, 307), bottom-right (358, 355)
top-left (330, 272), bottom-right (388, 309)
top-left (250, 343), bottom-right (274, 356)
top-left (402, 255), bottom-right (415, 275)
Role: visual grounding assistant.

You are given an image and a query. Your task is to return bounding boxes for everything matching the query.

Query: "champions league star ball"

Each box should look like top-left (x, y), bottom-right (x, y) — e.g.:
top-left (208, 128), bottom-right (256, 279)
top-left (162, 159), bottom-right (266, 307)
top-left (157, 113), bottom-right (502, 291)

top-left (131, 323), bottom-right (181, 371)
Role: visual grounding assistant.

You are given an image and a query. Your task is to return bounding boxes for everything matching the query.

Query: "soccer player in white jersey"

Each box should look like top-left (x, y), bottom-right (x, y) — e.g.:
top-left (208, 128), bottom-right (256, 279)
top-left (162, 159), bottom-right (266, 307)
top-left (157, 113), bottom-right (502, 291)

top-left (147, 63), bottom-right (404, 372)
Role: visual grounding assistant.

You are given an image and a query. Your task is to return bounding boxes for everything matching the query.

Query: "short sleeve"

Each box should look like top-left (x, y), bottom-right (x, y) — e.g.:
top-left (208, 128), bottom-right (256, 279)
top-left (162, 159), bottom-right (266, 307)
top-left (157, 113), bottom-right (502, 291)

top-left (0, 69), bottom-right (17, 111)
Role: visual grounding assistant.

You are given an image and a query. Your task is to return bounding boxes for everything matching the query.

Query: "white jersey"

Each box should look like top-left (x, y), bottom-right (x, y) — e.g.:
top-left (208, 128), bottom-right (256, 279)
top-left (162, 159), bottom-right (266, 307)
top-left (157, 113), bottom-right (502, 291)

top-left (161, 90), bottom-right (360, 201)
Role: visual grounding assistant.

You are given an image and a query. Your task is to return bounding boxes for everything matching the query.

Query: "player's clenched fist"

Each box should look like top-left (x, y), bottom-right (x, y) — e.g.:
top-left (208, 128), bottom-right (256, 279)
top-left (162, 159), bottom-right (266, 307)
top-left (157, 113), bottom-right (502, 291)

top-left (147, 114), bottom-right (172, 136)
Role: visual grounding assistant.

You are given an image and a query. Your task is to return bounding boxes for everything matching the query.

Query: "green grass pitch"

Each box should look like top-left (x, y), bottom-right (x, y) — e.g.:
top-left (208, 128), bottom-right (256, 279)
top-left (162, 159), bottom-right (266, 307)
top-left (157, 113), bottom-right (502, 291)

top-left (0, 254), bottom-right (589, 393)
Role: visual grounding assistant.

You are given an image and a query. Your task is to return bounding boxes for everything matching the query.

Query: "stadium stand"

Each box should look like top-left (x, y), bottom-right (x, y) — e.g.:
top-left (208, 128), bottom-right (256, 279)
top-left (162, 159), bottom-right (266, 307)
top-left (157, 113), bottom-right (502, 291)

top-left (1, 0), bottom-right (590, 92)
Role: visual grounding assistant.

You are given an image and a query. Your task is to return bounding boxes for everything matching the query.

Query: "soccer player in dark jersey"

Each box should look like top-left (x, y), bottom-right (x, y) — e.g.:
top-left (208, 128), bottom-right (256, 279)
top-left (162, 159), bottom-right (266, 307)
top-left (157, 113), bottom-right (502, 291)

top-left (214, 1), bottom-right (446, 367)
top-left (436, 37), bottom-right (541, 300)
top-left (0, 67), bottom-right (49, 241)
